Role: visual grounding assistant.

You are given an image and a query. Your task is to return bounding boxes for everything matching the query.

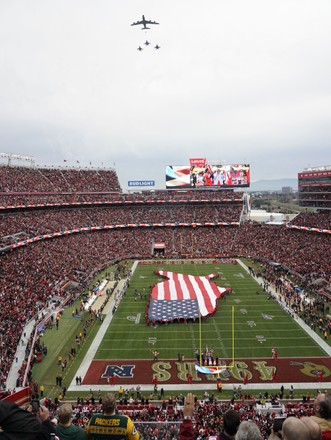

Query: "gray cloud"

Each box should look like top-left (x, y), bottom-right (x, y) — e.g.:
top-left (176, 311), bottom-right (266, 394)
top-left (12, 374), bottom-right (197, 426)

top-left (0, 0), bottom-right (330, 189)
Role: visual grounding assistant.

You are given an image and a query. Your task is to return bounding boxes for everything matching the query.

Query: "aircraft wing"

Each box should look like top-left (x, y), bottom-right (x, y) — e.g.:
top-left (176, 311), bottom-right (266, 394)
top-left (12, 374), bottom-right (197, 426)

top-left (131, 20), bottom-right (143, 26)
top-left (131, 19), bottom-right (159, 26)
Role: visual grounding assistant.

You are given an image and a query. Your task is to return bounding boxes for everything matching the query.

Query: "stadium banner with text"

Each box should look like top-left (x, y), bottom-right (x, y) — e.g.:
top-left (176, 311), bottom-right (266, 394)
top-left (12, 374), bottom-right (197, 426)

top-left (128, 180), bottom-right (155, 187)
top-left (166, 163), bottom-right (250, 189)
top-left (190, 157), bottom-right (206, 167)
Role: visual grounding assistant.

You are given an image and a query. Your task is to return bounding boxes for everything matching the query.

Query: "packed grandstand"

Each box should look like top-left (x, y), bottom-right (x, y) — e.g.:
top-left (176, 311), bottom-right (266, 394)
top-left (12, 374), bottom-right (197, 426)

top-left (0, 162), bottom-right (330, 439)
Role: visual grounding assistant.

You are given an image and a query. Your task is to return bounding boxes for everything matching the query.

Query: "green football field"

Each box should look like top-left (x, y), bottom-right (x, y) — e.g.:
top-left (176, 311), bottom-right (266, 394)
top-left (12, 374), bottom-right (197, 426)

top-left (32, 259), bottom-right (330, 398)
top-left (95, 260), bottom-right (326, 361)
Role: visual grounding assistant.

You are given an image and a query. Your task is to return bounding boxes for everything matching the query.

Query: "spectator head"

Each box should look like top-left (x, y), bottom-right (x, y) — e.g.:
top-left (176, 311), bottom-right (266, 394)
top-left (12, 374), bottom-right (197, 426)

top-left (272, 416), bottom-right (286, 439)
top-left (57, 403), bottom-right (73, 425)
top-left (282, 416), bottom-right (310, 440)
top-left (223, 409), bottom-right (240, 438)
top-left (235, 421), bottom-right (262, 440)
top-left (301, 416), bottom-right (322, 440)
top-left (314, 394), bottom-right (331, 419)
top-left (102, 393), bottom-right (117, 415)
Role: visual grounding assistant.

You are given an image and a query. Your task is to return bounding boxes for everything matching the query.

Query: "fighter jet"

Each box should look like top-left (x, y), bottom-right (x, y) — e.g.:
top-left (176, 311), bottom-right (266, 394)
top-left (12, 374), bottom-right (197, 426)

top-left (144, 40), bottom-right (150, 46)
top-left (154, 44), bottom-right (160, 50)
top-left (131, 15), bottom-right (159, 30)
top-left (137, 46), bottom-right (143, 51)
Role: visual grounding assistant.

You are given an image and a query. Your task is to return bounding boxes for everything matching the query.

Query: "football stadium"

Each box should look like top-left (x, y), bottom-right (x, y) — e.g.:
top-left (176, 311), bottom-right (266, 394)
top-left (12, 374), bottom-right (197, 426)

top-left (0, 156), bottom-right (330, 439)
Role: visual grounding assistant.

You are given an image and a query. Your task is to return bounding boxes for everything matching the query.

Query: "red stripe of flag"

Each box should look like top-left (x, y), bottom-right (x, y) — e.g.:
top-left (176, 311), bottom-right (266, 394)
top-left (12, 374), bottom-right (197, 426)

top-left (198, 277), bottom-right (215, 313)
top-left (189, 275), bottom-right (212, 315)
top-left (173, 272), bottom-right (184, 300)
top-left (163, 273), bottom-right (172, 300)
top-left (207, 274), bottom-right (226, 298)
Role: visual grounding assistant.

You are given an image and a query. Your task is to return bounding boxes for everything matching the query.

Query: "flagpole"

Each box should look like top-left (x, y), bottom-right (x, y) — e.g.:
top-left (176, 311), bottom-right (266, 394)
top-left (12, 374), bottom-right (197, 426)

top-left (199, 308), bottom-right (202, 365)
top-left (232, 305), bottom-right (235, 363)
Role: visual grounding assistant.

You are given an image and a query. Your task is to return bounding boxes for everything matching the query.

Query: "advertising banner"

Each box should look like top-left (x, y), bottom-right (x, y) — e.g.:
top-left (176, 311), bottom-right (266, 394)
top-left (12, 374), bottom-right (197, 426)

top-left (128, 180), bottom-right (155, 187)
top-left (189, 158), bottom-right (206, 167)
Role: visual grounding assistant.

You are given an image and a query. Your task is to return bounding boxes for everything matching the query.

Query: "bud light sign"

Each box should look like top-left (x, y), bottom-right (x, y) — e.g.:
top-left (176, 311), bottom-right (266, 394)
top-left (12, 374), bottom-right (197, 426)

top-left (128, 180), bottom-right (155, 187)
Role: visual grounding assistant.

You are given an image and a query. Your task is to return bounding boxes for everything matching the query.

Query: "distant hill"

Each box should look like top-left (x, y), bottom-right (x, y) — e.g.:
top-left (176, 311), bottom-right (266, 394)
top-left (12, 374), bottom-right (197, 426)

top-left (248, 178), bottom-right (297, 192)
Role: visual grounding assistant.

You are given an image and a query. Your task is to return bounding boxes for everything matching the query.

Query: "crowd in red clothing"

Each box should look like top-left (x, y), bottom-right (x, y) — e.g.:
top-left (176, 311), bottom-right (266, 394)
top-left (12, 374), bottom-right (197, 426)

top-left (0, 165), bottom-right (330, 403)
top-left (26, 391), bottom-right (320, 440)
top-left (1, 220), bottom-right (329, 388)
top-left (0, 204), bottom-right (242, 246)
top-left (289, 212), bottom-right (331, 230)
top-left (0, 164), bottom-right (244, 207)
top-left (232, 221), bottom-right (330, 283)
top-left (0, 165), bottom-right (121, 194)
top-left (0, 190), bottom-right (243, 207)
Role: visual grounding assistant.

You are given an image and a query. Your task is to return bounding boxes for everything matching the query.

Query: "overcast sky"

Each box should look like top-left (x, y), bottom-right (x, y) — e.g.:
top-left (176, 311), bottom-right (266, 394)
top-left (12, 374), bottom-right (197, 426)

top-left (0, 0), bottom-right (330, 189)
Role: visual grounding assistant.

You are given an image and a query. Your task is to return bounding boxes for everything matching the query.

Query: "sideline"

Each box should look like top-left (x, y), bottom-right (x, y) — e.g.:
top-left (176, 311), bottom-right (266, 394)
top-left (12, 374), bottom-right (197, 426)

top-left (68, 381), bottom-right (331, 393)
top-left (237, 259), bottom-right (331, 357)
top-left (69, 261), bottom-right (139, 389)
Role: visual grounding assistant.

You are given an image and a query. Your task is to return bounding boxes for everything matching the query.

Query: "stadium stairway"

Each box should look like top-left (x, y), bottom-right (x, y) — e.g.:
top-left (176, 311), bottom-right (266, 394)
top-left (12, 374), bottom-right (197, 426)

top-left (6, 319), bottom-right (36, 390)
top-left (6, 299), bottom-right (68, 390)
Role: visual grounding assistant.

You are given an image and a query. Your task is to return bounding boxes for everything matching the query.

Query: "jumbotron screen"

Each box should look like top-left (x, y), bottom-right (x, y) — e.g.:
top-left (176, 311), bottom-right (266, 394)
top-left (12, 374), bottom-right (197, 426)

top-left (166, 159), bottom-right (250, 189)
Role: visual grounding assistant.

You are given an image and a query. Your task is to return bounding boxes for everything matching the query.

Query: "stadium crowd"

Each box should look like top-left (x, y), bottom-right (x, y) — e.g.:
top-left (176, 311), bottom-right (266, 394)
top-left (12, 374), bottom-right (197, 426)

top-left (0, 164), bottom-right (243, 207)
top-left (0, 165), bottom-right (121, 194)
top-left (0, 190), bottom-right (243, 207)
top-left (1, 220), bottom-right (330, 395)
top-left (0, 204), bottom-right (242, 246)
top-left (0, 164), bottom-right (330, 440)
top-left (232, 222), bottom-right (330, 283)
top-left (2, 389), bottom-right (331, 439)
top-left (288, 213), bottom-right (331, 230)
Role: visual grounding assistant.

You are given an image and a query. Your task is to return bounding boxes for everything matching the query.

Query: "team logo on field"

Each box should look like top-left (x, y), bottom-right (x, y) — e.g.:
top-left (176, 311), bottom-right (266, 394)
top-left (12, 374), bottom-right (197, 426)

top-left (290, 361), bottom-right (331, 378)
top-left (102, 365), bottom-right (135, 378)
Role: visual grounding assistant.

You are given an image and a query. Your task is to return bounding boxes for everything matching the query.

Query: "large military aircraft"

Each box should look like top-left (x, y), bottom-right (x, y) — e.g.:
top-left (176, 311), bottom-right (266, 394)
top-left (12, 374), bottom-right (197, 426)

top-left (131, 15), bottom-right (159, 30)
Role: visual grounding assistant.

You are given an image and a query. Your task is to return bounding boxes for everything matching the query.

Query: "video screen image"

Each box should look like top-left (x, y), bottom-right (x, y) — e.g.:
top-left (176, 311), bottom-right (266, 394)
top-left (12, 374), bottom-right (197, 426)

top-left (166, 163), bottom-right (250, 189)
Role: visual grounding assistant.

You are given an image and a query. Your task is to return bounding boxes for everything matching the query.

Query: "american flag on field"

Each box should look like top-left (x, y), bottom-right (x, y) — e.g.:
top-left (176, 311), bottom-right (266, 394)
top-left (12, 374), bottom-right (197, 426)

top-left (147, 271), bottom-right (229, 323)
